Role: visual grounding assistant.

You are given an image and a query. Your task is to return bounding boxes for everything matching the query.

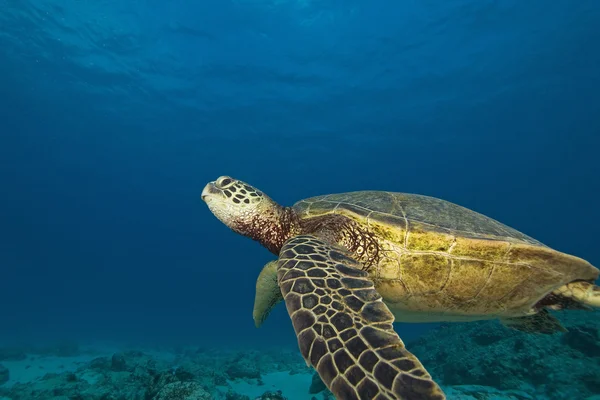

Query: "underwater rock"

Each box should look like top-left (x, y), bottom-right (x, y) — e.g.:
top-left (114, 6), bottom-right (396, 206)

top-left (581, 371), bottom-right (600, 394)
top-left (308, 371), bottom-right (326, 394)
top-left (0, 364), bottom-right (8, 385)
top-left (471, 329), bottom-right (505, 346)
top-left (449, 384), bottom-right (534, 400)
top-left (154, 381), bottom-right (212, 400)
top-left (111, 352), bottom-right (127, 372)
top-left (252, 348), bottom-right (305, 375)
top-left (90, 356), bottom-right (111, 370)
top-left (562, 325), bottom-right (600, 356)
top-left (254, 390), bottom-right (286, 400)
top-left (211, 370), bottom-right (228, 386)
top-left (225, 360), bottom-right (260, 380)
top-left (173, 366), bottom-right (196, 382)
top-left (2, 369), bottom-right (97, 399)
top-left (225, 390), bottom-right (250, 400)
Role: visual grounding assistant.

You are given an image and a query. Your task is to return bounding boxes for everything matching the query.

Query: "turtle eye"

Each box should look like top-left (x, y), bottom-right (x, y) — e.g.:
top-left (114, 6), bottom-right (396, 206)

top-left (216, 177), bottom-right (233, 188)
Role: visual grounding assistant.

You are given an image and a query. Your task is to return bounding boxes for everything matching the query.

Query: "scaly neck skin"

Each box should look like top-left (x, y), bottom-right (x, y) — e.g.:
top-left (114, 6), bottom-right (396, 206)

top-left (250, 206), bottom-right (302, 255)
top-left (250, 206), bottom-right (381, 268)
top-left (297, 213), bottom-right (382, 269)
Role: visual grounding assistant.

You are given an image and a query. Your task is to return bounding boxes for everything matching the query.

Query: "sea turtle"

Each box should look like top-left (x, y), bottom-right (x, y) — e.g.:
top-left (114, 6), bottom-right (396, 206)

top-left (201, 176), bottom-right (600, 400)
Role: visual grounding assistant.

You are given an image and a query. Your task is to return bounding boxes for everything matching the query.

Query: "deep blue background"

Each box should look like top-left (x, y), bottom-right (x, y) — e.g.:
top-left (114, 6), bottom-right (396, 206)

top-left (0, 1), bottom-right (599, 348)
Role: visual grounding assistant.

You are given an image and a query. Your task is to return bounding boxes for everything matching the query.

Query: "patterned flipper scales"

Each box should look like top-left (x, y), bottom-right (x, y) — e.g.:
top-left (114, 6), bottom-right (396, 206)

top-left (277, 235), bottom-right (446, 400)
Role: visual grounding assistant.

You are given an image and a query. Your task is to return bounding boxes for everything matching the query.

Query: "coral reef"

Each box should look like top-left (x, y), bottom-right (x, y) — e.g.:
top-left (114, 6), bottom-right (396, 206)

top-left (0, 346), bottom-right (311, 400)
top-left (155, 381), bottom-right (211, 400)
top-left (110, 352), bottom-right (128, 372)
top-left (255, 391), bottom-right (286, 400)
top-left (0, 310), bottom-right (598, 400)
top-left (408, 310), bottom-right (600, 400)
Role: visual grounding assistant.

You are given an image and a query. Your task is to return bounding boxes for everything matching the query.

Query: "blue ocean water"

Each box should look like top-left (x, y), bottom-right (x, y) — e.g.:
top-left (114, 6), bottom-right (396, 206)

top-left (1, 1), bottom-right (599, 399)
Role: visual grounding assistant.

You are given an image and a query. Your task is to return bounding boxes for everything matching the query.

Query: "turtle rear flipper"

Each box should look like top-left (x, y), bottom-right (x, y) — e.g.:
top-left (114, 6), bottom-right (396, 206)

top-left (253, 260), bottom-right (283, 328)
top-left (552, 281), bottom-right (600, 308)
top-left (278, 235), bottom-right (445, 400)
top-left (500, 309), bottom-right (567, 334)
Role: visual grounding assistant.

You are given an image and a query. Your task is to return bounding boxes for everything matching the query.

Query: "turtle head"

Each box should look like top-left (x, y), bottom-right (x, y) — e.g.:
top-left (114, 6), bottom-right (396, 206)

top-left (201, 176), bottom-right (297, 252)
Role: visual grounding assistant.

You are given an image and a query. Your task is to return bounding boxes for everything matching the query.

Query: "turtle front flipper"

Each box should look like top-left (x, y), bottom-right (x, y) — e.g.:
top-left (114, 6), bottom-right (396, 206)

top-left (253, 260), bottom-right (284, 328)
top-left (278, 235), bottom-right (445, 400)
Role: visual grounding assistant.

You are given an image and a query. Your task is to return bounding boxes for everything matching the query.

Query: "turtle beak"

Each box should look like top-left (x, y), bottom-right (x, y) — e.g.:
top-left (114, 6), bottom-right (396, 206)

top-left (201, 182), bottom-right (218, 202)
